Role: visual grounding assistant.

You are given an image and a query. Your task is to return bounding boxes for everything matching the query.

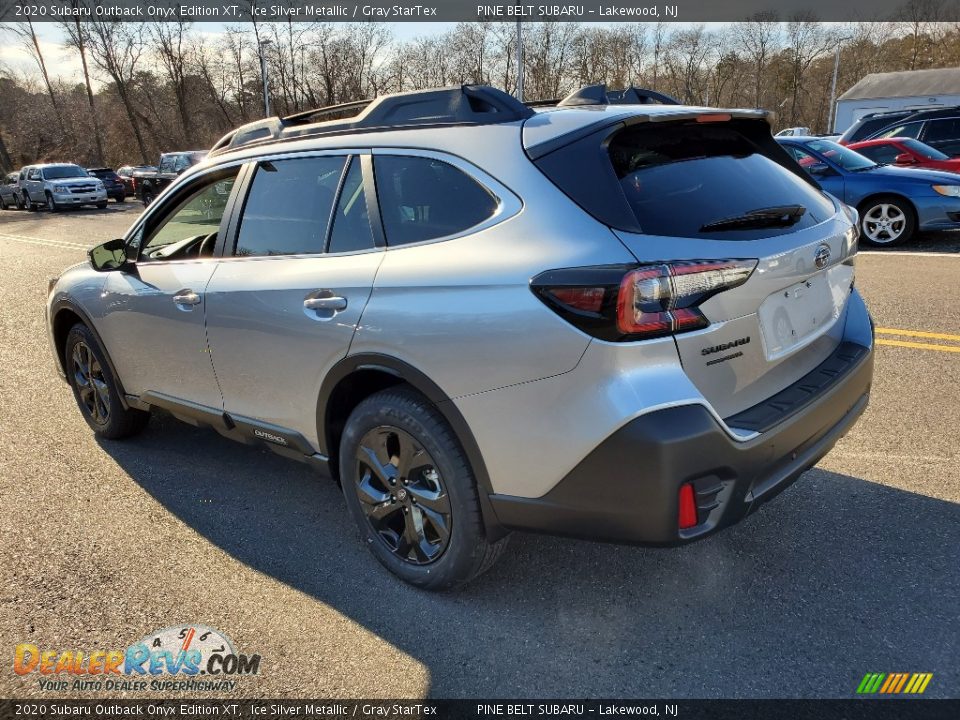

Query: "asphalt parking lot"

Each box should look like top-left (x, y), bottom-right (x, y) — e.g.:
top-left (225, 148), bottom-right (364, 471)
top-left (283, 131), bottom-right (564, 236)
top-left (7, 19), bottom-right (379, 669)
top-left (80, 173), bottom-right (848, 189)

top-left (0, 204), bottom-right (957, 699)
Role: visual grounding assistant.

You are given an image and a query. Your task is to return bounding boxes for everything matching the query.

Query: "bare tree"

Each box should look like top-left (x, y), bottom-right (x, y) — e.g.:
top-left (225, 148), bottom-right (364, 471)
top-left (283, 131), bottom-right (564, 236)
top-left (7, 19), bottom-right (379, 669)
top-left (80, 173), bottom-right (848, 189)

top-left (84, 20), bottom-right (150, 163)
top-left (60, 9), bottom-right (105, 165)
top-left (8, 20), bottom-right (70, 144)
top-left (150, 20), bottom-right (195, 145)
top-left (734, 12), bottom-right (782, 108)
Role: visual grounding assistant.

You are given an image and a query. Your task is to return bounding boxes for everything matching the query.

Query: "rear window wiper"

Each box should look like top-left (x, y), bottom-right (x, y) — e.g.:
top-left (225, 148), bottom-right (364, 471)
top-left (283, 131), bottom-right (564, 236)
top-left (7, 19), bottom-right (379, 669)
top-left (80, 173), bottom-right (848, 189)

top-left (699, 205), bottom-right (806, 232)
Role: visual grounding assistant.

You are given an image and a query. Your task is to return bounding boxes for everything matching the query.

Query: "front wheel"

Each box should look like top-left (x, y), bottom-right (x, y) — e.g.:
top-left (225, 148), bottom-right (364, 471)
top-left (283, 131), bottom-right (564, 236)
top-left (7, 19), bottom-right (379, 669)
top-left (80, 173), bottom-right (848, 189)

top-left (858, 196), bottom-right (916, 247)
top-left (65, 324), bottom-right (150, 440)
top-left (46, 192), bottom-right (59, 213)
top-left (96, 201), bottom-right (107, 209)
top-left (141, 187), bottom-right (155, 206)
top-left (339, 387), bottom-right (508, 590)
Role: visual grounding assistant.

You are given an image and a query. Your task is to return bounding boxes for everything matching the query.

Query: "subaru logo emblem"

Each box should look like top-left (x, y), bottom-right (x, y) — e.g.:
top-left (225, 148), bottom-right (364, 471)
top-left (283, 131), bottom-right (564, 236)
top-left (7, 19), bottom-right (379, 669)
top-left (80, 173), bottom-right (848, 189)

top-left (814, 243), bottom-right (831, 269)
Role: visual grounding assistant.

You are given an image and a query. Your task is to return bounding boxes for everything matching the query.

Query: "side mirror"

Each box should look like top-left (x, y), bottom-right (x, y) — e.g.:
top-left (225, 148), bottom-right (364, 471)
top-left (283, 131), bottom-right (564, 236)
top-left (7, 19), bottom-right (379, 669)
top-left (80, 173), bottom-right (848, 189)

top-left (808, 162), bottom-right (834, 177)
top-left (89, 238), bottom-right (128, 272)
top-left (894, 153), bottom-right (916, 165)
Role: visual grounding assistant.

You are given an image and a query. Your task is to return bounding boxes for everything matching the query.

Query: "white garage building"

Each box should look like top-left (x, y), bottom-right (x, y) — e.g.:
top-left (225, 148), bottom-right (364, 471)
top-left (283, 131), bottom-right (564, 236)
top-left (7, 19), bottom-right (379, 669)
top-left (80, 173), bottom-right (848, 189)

top-left (833, 67), bottom-right (960, 133)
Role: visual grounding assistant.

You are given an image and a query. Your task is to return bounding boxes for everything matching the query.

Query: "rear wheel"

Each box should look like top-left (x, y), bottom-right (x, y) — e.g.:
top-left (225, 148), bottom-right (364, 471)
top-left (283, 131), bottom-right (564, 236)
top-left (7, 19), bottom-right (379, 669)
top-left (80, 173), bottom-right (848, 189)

top-left (65, 324), bottom-right (150, 440)
top-left (0, 195), bottom-right (7, 209)
top-left (339, 387), bottom-right (507, 590)
top-left (858, 195), bottom-right (916, 247)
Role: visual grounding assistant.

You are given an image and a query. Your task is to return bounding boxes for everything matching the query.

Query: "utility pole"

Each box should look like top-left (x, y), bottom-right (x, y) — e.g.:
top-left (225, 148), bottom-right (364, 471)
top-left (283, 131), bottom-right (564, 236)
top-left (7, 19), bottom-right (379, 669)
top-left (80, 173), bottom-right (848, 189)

top-left (515, 17), bottom-right (524, 101)
top-left (260, 39), bottom-right (272, 117)
top-left (827, 37), bottom-right (851, 134)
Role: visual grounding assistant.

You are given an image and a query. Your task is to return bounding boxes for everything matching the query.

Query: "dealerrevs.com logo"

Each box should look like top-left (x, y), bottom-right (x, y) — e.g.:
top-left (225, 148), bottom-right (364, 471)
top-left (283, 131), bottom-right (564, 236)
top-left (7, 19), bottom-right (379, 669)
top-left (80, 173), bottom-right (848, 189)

top-left (13, 625), bottom-right (261, 692)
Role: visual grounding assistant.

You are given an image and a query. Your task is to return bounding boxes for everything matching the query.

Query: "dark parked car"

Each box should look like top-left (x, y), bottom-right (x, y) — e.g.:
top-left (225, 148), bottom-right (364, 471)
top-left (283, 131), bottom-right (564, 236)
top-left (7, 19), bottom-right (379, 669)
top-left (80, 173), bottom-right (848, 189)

top-left (0, 172), bottom-right (19, 209)
top-left (847, 138), bottom-right (960, 174)
top-left (778, 136), bottom-right (960, 246)
top-left (838, 106), bottom-right (960, 156)
top-left (138, 152), bottom-right (206, 205)
top-left (86, 167), bottom-right (126, 202)
top-left (116, 165), bottom-right (156, 197)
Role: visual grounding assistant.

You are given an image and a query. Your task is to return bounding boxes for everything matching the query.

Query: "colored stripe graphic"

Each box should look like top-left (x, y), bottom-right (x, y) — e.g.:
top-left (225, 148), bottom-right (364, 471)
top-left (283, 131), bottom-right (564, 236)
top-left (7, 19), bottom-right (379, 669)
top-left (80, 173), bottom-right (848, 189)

top-left (856, 672), bottom-right (932, 694)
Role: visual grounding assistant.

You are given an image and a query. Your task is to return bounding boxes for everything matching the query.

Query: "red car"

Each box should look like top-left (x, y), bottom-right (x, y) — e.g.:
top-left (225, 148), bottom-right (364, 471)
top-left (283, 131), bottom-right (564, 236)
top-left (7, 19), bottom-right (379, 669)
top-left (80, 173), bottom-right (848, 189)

top-left (847, 137), bottom-right (960, 174)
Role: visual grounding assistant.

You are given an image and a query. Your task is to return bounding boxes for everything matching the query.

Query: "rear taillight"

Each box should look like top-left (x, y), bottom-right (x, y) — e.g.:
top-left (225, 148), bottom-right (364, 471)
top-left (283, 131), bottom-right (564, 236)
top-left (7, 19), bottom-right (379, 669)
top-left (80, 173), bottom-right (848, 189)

top-left (617, 261), bottom-right (756, 337)
top-left (532, 259), bottom-right (756, 342)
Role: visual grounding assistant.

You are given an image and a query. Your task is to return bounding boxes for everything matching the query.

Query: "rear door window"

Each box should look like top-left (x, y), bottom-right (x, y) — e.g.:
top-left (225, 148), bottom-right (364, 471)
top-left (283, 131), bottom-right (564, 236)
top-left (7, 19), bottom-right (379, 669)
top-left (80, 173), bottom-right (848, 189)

top-left (373, 155), bottom-right (498, 246)
top-left (234, 156), bottom-right (345, 257)
top-left (923, 118), bottom-right (960, 142)
top-left (607, 124), bottom-right (836, 239)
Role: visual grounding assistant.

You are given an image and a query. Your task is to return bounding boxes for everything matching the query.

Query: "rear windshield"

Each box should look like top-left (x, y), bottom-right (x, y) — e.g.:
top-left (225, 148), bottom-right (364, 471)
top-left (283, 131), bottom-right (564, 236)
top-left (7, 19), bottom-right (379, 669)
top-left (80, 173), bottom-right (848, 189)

top-left (902, 138), bottom-right (949, 160)
top-left (608, 124), bottom-right (836, 239)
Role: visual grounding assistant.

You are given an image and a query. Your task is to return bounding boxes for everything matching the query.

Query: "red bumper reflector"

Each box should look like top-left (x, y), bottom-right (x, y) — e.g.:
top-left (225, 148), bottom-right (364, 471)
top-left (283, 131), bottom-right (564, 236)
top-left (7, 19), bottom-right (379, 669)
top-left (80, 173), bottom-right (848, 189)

top-left (678, 483), bottom-right (698, 530)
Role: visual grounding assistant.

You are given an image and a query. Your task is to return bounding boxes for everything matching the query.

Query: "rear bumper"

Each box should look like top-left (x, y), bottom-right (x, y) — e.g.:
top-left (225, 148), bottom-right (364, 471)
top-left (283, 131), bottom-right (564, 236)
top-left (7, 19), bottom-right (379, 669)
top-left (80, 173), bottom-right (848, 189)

top-left (488, 304), bottom-right (874, 545)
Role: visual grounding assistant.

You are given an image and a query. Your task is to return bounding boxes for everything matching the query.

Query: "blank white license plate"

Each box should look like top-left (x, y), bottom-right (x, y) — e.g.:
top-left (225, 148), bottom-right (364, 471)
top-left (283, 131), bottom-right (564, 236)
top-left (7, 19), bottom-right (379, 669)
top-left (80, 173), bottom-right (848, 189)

top-left (758, 267), bottom-right (848, 360)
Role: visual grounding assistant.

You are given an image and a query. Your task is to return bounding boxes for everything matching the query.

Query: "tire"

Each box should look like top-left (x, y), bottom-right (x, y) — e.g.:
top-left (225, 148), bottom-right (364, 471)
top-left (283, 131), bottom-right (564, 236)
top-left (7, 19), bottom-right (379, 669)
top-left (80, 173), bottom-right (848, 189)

top-left (858, 195), bottom-right (916, 247)
top-left (0, 195), bottom-right (7, 209)
top-left (339, 387), bottom-right (508, 590)
top-left (15, 193), bottom-right (24, 210)
top-left (115, 195), bottom-right (125, 203)
top-left (64, 323), bottom-right (150, 440)
top-left (96, 202), bottom-right (107, 209)
top-left (46, 192), bottom-right (59, 213)
top-left (142, 187), bottom-right (155, 206)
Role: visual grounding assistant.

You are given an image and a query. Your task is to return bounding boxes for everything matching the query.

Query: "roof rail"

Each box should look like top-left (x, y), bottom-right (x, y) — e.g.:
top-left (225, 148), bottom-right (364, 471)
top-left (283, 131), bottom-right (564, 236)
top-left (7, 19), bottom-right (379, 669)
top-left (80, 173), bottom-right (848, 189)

top-left (209, 85), bottom-right (535, 156)
top-left (557, 84), bottom-right (681, 108)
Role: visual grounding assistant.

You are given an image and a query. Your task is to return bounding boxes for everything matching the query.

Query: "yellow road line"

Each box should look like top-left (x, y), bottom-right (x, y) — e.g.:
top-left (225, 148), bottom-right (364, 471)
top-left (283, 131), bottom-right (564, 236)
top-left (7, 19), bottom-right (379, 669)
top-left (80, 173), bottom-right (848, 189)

top-left (877, 339), bottom-right (960, 353)
top-left (876, 327), bottom-right (960, 343)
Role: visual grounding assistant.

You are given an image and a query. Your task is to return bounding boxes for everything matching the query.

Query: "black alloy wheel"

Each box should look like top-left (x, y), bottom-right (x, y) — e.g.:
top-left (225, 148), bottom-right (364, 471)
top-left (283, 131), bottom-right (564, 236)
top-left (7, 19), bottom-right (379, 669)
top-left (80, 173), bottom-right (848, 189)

top-left (354, 426), bottom-right (453, 564)
top-left (71, 340), bottom-right (110, 426)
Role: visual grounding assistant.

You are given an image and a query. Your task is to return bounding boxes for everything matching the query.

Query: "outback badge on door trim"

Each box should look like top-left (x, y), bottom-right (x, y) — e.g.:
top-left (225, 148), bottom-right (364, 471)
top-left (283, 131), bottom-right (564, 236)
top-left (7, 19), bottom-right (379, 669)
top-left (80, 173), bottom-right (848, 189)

top-left (815, 243), bottom-right (831, 269)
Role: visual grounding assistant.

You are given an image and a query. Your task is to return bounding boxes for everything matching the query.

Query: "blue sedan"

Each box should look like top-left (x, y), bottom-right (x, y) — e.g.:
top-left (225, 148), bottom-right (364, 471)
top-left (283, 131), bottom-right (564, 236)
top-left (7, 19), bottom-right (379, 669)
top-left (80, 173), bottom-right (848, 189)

top-left (777, 137), bottom-right (960, 246)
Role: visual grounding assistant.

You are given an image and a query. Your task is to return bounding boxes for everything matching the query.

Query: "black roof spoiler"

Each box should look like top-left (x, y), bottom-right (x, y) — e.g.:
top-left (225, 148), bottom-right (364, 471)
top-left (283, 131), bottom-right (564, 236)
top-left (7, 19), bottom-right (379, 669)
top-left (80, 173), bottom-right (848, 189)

top-left (210, 85), bottom-right (534, 156)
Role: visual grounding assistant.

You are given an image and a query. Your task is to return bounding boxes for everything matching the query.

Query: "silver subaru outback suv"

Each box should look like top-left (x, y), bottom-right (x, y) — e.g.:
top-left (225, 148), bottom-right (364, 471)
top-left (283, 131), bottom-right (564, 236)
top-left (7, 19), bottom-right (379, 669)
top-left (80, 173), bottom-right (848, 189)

top-left (47, 85), bottom-right (874, 589)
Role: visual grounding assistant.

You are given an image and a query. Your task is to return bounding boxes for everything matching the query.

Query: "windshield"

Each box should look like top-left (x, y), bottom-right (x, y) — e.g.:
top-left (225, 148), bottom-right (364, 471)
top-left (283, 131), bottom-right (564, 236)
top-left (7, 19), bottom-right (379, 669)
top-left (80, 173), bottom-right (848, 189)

top-left (43, 165), bottom-right (88, 180)
top-left (804, 140), bottom-right (877, 171)
top-left (902, 139), bottom-right (950, 160)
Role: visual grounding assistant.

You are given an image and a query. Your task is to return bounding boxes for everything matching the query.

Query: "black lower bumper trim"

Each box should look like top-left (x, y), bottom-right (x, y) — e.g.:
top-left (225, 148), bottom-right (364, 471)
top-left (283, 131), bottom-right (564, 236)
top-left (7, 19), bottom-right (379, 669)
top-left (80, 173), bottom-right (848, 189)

top-left (489, 340), bottom-right (873, 546)
top-left (725, 341), bottom-right (870, 433)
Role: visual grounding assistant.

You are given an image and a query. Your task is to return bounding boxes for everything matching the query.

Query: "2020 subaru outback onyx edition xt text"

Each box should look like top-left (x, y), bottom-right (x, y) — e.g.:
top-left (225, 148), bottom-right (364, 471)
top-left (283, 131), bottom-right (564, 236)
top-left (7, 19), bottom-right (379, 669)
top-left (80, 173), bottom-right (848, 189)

top-left (47, 85), bottom-right (874, 589)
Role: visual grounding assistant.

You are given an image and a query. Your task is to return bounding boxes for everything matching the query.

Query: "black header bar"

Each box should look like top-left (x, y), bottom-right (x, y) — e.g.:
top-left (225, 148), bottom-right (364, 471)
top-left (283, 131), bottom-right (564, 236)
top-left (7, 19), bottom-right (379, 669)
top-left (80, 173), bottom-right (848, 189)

top-left (1, 699), bottom-right (959, 720)
top-left (2, 0), bottom-right (959, 24)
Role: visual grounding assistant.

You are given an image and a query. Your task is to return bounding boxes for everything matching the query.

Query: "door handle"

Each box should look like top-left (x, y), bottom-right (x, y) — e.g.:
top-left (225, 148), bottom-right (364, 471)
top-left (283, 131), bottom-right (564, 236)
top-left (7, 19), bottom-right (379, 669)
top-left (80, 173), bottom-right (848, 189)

top-left (173, 290), bottom-right (201, 306)
top-left (304, 295), bottom-right (347, 312)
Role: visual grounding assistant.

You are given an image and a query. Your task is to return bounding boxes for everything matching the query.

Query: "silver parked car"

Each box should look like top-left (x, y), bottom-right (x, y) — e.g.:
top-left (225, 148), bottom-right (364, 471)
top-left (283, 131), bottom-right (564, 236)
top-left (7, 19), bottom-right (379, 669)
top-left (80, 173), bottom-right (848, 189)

top-left (0, 172), bottom-right (18, 209)
top-left (21, 163), bottom-right (107, 211)
top-left (46, 85), bottom-right (875, 589)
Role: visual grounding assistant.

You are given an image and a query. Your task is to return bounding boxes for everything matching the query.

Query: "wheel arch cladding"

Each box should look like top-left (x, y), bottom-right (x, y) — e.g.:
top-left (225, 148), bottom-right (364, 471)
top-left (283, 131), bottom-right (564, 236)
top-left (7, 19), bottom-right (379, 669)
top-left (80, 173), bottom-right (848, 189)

top-left (52, 300), bottom-right (130, 409)
top-left (317, 354), bottom-right (507, 541)
top-left (52, 307), bottom-right (85, 376)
